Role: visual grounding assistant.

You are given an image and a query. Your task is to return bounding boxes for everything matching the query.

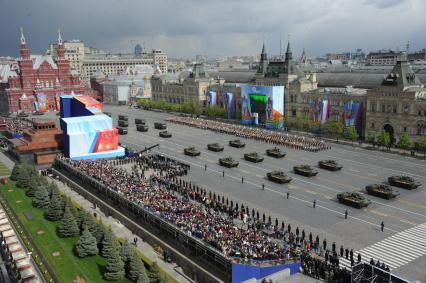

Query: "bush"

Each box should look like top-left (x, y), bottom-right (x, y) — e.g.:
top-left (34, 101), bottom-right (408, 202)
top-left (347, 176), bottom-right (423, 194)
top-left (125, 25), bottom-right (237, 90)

top-left (57, 204), bottom-right (79, 237)
top-left (104, 244), bottom-right (125, 281)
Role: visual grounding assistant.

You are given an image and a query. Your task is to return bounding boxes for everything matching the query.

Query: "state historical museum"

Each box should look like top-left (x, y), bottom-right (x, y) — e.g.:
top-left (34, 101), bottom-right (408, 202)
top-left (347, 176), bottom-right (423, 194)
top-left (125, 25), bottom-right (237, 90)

top-left (0, 29), bottom-right (89, 113)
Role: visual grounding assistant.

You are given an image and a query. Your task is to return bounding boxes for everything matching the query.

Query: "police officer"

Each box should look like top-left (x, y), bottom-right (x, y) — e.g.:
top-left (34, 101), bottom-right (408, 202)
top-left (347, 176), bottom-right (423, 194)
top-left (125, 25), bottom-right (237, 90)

top-left (332, 242), bottom-right (336, 253)
top-left (345, 248), bottom-right (349, 259)
top-left (340, 245), bottom-right (344, 258)
top-left (357, 253), bottom-right (362, 263)
top-left (286, 191), bottom-right (289, 199)
top-left (262, 183), bottom-right (265, 190)
top-left (350, 249), bottom-right (354, 261)
top-left (296, 227), bottom-right (299, 236)
top-left (381, 221), bottom-right (385, 232)
top-left (309, 232), bottom-right (313, 243)
top-left (222, 170), bottom-right (225, 177)
top-left (323, 238), bottom-right (327, 250)
top-left (345, 209), bottom-right (348, 219)
top-left (313, 199), bottom-right (316, 208)
top-left (242, 176), bottom-right (244, 184)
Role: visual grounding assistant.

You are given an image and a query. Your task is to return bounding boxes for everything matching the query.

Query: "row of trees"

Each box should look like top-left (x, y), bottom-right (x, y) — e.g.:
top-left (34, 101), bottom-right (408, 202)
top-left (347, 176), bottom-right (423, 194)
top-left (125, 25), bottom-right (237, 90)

top-left (137, 98), bottom-right (226, 118)
top-left (11, 163), bottom-right (166, 283)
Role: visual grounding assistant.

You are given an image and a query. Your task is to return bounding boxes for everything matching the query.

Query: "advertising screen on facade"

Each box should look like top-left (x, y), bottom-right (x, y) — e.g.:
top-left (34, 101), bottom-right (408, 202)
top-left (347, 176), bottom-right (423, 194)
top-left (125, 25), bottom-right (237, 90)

top-left (241, 85), bottom-right (284, 128)
top-left (35, 94), bottom-right (47, 112)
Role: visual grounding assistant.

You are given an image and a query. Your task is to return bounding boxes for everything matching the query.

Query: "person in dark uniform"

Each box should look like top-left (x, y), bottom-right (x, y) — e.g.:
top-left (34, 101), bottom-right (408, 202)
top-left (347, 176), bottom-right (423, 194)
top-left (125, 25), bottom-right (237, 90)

top-left (288, 224), bottom-right (291, 233)
top-left (370, 258), bottom-right (375, 265)
top-left (301, 230), bottom-right (305, 241)
top-left (332, 242), bottom-right (336, 253)
top-left (350, 249), bottom-right (354, 261)
top-left (357, 253), bottom-right (361, 263)
top-left (296, 227), bottom-right (299, 236)
top-left (345, 248), bottom-right (349, 259)
top-left (345, 209), bottom-right (348, 219)
top-left (381, 221), bottom-right (384, 232)
top-left (309, 232), bottom-right (313, 243)
top-left (313, 199), bottom-right (316, 208)
top-left (340, 245), bottom-right (344, 257)
top-left (323, 238), bottom-right (327, 250)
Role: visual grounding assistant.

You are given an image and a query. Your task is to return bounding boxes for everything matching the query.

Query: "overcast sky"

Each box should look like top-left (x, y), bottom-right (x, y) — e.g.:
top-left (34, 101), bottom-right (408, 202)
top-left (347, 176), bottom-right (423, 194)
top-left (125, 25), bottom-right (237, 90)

top-left (1, 0), bottom-right (425, 59)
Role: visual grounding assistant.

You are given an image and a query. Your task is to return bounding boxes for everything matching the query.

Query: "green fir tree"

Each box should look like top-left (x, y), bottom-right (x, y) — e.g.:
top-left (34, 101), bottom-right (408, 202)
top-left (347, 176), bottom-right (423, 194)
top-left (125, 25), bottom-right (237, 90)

top-left (137, 271), bottom-right (149, 283)
top-left (128, 251), bottom-right (145, 281)
top-left (10, 163), bottom-right (22, 181)
top-left (102, 226), bottom-right (119, 258)
top-left (57, 203), bottom-right (79, 237)
top-left (16, 167), bottom-right (31, 189)
top-left (120, 240), bottom-right (134, 267)
top-left (45, 187), bottom-right (64, 221)
top-left (148, 262), bottom-right (161, 283)
top-left (75, 226), bottom-right (98, 257)
top-left (104, 243), bottom-right (125, 281)
top-left (32, 185), bottom-right (50, 208)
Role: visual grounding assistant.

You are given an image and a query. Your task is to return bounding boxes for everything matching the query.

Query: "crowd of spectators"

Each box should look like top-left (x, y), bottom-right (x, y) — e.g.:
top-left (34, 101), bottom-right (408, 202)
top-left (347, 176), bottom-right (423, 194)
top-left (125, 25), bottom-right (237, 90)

top-left (65, 155), bottom-right (303, 263)
top-left (0, 117), bottom-right (32, 134)
top-left (167, 117), bottom-right (329, 152)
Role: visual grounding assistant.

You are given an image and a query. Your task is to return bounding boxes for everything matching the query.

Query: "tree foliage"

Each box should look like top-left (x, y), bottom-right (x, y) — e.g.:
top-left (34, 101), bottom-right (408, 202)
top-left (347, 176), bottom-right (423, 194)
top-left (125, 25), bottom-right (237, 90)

top-left (57, 203), bottom-right (80, 237)
top-left (148, 262), bottom-right (161, 283)
top-left (377, 131), bottom-right (391, 148)
top-left (326, 119), bottom-right (343, 140)
top-left (75, 226), bottom-right (98, 257)
top-left (397, 132), bottom-right (411, 150)
top-left (366, 132), bottom-right (375, 144)
top-left (102, 226), bottom-right (119, 258)
top-left (417, 133), bottom-right (426, 156)
top-left (10, 163), bottom-right (22, 181)
top-left (32, 185), bottom-right (50, 208)
top-left (45, 187), bottom-right (64, 221)
top-left (347, 126), bottom-right (359, 144)
top-left (104, 244), bottom-right (125, 281)
top-left (120, 241), bottom-right (134, 268)
top-left (128, 251), bottom-right (146, 281)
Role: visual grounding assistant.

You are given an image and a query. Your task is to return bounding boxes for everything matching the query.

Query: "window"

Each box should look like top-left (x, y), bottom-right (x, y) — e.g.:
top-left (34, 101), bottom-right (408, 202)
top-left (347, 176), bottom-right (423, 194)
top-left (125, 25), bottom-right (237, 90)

top-left (371, 122), bottom-right (375, 129)
top-left (404, 105), bottom-right (409, 114)
top-left (382, 104), bottom-right (386, 112)
top-left (404, 127), bottom-right (407, 132)
top-left (393, 104), bottom-right (397, 113)
top-left (292, 110), bottom-right (296, 117)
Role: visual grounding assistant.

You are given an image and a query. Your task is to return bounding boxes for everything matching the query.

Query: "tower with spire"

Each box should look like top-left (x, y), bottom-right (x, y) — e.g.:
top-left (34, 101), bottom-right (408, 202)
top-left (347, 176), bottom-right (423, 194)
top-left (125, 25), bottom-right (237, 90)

top-left (284, 40), bottom-right (294, 74)
top-left (257, 43), bottom-right (269, 75)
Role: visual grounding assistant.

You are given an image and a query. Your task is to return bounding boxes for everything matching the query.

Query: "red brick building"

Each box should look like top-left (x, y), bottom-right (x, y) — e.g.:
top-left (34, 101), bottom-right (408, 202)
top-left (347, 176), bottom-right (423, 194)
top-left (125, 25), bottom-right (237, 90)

top-left (0, 29), bottom-right (89, 113)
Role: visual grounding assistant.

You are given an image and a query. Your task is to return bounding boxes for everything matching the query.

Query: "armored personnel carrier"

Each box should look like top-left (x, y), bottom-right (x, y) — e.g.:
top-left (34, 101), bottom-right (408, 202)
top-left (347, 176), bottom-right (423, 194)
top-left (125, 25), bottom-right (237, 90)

top-left (118, 115), bottom-right (128, 121)
top-left (118, 120), bottom-right (129, 127)
top-left (244, 152), bottom-right (264, 163)
top-left (207, 143), bottom-right (224, 152)
top-left (135, 118), bottom-right (146, 125)
top-left (136, 124), bottom-right (149, 132)
top-left (337, 192), bottom-right (371, 208)
top-left (219, 157), bottom-right (239, 168)
top-left (318, 160), bottom-right (343, 171)
top-left (184, 147), bottom-right (200, 156)
top-left (229, 139), bottom-right (246, 148)
top-left (365, 184), bottom-right (399, 199)
top-left (267, 171), bottom-right (292, 184)
top-left (266, 147), bottom-right (286, 158)
top-left (293, 165), bottom-right (318, 177)
top-left (159, 131), bottom-right (172, 138)
top-left (154, 122), bottom-right (167, 130)
top-left (388, 176), bottom-right (421, 190)
top-left (117, 127), bottom-right (128, 135)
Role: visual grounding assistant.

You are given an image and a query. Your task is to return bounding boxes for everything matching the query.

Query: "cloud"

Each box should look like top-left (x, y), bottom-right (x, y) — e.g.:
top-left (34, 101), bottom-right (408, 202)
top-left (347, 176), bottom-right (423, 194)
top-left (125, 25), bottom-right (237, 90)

top-left (0, 0), bottom-right (425, 58)
top-left (365, 0), bottom-right (407, 9)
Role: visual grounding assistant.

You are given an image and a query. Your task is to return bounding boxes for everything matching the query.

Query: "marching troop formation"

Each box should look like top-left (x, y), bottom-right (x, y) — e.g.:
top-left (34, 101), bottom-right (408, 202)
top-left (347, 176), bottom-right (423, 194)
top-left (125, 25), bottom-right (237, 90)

top-left (167, 117), bottom-right (329, 152)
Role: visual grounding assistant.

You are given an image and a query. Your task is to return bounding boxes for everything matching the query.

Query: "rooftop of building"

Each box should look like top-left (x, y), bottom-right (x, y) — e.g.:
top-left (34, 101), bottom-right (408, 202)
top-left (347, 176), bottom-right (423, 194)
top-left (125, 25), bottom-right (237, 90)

top-left (306, 86), bottom-right (367, 97)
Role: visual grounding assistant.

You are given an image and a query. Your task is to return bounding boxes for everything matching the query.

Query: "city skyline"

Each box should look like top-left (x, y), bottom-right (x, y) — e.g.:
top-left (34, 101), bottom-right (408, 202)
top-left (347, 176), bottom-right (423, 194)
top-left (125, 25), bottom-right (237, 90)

top-left (1, 0), bottom-right (426, 59)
